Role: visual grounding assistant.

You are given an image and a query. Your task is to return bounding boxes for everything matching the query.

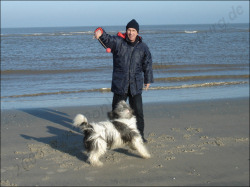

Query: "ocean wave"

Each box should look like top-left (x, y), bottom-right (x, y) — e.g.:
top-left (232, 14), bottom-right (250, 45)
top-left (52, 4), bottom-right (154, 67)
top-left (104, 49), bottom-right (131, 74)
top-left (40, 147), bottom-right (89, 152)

top-left (2, 63), bottom-right (247, 75)
top-left (1, 81), bottom-right (248, 99)
top-left (1, 30), bottom-right (200, 37)
top-left (184, 30), bottom-right (198, 34)
top-left (1, 26), bottom-right (248, 38)
top-left (155, 75), bottom-right (249, 82)
top-left (1, 68), bottom-right (105, 75)
top-left (153, 63), bottom-right (248, 69)
top-left (1, 88), bottom-right (111, 99)
top-left (138, 28), bottom-right (249, 35)
top-left (148, 81), bottom-right (248, 90)
top-left (0, 31), bottom-right (95, 37)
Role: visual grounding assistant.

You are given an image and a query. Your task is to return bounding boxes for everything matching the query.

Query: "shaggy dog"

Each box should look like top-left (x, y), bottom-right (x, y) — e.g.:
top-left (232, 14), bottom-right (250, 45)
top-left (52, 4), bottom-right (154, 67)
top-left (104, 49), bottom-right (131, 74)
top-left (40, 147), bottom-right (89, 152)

top-left (73, 101), bottom-right (151, 166)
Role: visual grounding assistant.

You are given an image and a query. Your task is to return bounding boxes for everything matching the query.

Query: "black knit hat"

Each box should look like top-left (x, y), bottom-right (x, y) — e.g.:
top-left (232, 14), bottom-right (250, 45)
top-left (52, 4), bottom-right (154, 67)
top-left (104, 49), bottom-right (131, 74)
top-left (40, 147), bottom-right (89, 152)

top-left (126, 19), bottom-right (139, 33)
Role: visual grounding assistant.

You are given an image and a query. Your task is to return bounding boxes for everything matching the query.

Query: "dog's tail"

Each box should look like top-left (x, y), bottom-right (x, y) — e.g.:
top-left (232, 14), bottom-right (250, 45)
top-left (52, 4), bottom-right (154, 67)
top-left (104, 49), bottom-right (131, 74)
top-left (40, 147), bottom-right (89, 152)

top-left (73, 114), bottom-right (88, 129)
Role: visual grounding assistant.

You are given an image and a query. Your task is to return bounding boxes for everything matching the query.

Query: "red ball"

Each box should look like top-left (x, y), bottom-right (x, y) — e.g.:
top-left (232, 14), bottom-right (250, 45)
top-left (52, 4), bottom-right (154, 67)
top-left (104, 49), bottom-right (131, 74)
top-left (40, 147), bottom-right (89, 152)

top-left (106, 48), bottom-right (111, 53)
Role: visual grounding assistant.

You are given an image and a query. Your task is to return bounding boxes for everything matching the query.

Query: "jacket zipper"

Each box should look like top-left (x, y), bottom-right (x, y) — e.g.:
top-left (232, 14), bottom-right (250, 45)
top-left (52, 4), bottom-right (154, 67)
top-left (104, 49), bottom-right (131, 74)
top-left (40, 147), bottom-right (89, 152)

top-left (128, 41), bottom-right (140, 96)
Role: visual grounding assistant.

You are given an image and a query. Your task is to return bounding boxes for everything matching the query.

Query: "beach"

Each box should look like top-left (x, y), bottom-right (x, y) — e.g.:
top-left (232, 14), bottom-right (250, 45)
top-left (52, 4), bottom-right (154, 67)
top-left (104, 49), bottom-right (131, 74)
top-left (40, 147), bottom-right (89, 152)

top-left (1, 97), bottom-right (249, 186)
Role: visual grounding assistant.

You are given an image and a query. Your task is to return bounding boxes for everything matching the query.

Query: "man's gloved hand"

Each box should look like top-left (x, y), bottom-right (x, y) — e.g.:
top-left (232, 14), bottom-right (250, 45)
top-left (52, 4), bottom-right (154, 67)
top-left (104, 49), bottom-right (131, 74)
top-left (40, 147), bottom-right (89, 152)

top-left (94, 27), bottom-right (103, 39)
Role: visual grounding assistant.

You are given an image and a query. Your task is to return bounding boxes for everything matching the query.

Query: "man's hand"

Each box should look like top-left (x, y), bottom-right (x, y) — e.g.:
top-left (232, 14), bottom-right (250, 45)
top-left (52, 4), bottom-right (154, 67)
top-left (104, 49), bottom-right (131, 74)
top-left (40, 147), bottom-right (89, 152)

top-left (144, 83), bottom-right (150, 91)
top-left (94, 29), bottom-right (102, 39)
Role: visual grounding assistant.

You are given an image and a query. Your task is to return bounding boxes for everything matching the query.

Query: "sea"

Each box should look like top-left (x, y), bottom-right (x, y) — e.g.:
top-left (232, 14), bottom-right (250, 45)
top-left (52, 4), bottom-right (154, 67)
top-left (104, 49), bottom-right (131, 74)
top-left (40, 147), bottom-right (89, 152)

top-left (1, 23), bottom-right (249, 110)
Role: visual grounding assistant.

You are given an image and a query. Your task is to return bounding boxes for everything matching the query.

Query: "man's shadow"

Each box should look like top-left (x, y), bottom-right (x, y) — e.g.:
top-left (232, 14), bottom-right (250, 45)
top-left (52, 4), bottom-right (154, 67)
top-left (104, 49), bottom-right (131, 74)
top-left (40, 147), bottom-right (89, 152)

top-left (20, 108), bottom-right (72, 129)
top-left (20, 108), bottom-right (88, 162)
top-left (20, 108), bottom-right (142, 164)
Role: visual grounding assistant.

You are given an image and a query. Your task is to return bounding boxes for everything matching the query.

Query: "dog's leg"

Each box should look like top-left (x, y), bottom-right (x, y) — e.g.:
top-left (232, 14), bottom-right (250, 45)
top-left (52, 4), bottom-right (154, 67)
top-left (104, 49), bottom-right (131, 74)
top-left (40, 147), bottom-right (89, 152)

top-left (88, 151), bottom-right (104, 166)
top-left (131, 136), bottom-right (151, 159)
top-left (87, 138), bottom-right (107, 166)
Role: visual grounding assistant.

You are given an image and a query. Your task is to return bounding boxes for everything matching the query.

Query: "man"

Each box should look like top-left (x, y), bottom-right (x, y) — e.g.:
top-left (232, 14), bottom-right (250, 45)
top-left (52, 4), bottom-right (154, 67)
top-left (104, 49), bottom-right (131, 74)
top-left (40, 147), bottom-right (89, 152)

top-left (94, 19), bottom-right (154, 143)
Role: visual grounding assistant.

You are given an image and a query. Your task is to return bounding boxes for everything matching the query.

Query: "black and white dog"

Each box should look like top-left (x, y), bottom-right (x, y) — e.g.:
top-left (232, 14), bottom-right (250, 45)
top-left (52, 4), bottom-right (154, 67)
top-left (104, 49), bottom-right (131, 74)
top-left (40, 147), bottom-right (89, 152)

top-left (73, 101), bottom-right (151, 166)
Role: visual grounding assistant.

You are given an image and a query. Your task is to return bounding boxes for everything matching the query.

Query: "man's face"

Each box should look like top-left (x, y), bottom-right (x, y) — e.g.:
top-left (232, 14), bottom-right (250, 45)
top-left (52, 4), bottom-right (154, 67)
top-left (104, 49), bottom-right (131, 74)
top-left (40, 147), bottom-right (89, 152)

top-left (126, 28), bottom-right (138, 42)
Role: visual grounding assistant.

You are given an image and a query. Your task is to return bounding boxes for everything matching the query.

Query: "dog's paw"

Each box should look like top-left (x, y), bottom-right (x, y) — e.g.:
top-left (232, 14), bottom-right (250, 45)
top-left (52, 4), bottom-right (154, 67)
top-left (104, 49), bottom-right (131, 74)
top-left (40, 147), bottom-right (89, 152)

top-left (89, 160), bottom-right (103, 167)
top-left (93, 162), bottom-right (103, 167)
top-left (142, 153), bottom-right (151, 159)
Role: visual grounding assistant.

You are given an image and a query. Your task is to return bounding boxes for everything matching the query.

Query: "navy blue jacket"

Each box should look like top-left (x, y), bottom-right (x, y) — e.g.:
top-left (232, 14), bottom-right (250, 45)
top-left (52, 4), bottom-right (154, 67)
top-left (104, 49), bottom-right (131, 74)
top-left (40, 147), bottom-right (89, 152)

top-left (99, 29), bottom-right (154, 96)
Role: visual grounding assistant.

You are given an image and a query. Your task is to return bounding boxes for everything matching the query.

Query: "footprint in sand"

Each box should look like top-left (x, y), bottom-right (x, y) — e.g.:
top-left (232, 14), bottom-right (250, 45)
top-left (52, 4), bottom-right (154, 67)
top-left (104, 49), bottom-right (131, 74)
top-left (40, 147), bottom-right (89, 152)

top-left (165, 156), bottom-right (176, 161)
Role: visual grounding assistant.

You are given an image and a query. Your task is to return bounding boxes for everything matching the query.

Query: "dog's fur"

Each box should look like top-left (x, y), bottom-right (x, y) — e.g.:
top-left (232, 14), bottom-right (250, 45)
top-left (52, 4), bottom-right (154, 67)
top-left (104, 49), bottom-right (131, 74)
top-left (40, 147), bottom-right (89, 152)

top-left (72, 101), bottom-right (150, 166)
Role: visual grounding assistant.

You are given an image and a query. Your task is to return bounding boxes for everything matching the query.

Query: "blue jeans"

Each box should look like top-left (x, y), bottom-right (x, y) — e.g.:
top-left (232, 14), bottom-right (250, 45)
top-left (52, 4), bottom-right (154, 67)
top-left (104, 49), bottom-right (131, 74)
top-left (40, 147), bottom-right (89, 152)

top-left (112, 92), bottom-right (145, 138)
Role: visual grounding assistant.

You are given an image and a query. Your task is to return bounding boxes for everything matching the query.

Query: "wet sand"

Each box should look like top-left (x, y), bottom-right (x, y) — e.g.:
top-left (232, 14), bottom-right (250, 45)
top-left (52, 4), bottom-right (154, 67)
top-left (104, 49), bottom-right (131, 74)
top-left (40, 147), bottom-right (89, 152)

top-left (1, 97), bottom-right (249, 186)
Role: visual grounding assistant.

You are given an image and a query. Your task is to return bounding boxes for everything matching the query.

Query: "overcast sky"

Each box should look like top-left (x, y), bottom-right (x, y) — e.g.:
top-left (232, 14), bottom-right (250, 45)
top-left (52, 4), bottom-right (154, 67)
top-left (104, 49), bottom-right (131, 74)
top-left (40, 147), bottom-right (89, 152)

top-left (1, 1), bottom-right (249, 28)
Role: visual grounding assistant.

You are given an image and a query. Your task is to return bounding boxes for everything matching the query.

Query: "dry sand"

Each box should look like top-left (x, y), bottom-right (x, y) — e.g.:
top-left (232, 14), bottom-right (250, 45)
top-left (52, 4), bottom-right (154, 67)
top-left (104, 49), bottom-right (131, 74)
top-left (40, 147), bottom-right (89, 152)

top-left (1, 97), bottom-right (249, 186)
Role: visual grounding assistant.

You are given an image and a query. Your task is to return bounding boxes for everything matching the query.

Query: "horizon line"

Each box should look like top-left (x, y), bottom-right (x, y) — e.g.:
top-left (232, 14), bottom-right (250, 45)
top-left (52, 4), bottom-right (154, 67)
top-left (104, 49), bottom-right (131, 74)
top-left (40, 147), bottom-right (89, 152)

top-left (2, 22), bottom-right (249, 29)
